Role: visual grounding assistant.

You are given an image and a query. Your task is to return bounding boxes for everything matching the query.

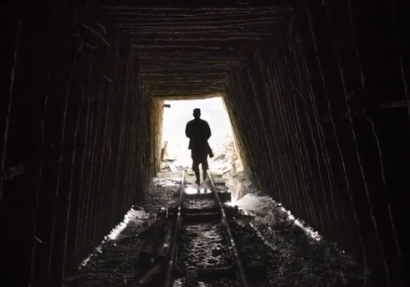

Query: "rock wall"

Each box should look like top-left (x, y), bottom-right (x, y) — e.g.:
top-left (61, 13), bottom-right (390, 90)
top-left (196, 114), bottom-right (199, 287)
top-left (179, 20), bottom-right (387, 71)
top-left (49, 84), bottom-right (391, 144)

top-left (1, 2), bottom-right (154, 286)
top-left (224, 1), bottom-right (408, 285)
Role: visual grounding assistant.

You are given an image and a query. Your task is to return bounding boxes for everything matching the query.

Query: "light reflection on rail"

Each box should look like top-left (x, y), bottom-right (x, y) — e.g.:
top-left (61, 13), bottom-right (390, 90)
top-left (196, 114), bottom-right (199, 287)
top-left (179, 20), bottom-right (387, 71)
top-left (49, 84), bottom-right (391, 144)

top-left (184, 185), bottom-right (213, 195)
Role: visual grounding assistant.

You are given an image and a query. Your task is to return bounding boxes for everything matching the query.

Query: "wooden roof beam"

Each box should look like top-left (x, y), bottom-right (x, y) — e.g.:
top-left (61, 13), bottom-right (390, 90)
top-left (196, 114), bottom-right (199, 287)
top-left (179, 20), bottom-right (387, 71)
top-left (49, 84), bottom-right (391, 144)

top-left (145, 80), bottom-right (226, 85)
top-left (132, 44), bottom-right (233, 50)
top-left (140, 67), bottom-right (229, 73)
top-left (141, 72), bottom-right (226, 76)
top-left (110, 9), bottom-right (279, 17)
top-left (114, 17), bottom-right (280, 26)
top-left (125, 30), bottom-right (271, 37)
top-left (117, 21), bottom-right (277, 30)
top-left (101, 6), bottom-right (280, 12)
top-left (129, 35), bottom-right (263, 41)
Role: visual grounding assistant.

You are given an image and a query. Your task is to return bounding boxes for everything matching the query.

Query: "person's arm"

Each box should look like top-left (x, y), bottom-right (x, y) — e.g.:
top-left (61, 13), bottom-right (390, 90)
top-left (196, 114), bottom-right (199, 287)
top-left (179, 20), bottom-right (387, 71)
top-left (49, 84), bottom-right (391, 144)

top-left (204, 121), bottom-right (211, 140)
top-left (185, 122), bottom-right (191, 138)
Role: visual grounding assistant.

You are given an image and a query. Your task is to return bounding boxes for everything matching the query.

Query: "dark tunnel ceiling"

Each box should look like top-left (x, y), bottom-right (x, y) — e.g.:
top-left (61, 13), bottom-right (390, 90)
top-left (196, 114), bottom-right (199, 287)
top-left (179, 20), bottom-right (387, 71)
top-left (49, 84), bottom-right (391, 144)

top-left (102, 0), bottom-right (283, 97)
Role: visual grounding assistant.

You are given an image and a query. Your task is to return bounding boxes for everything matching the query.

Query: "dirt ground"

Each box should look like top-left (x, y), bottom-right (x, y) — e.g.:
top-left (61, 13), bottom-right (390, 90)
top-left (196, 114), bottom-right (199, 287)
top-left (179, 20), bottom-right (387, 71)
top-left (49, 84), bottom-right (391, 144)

top-left (65, 134), bottom-right (370, 287)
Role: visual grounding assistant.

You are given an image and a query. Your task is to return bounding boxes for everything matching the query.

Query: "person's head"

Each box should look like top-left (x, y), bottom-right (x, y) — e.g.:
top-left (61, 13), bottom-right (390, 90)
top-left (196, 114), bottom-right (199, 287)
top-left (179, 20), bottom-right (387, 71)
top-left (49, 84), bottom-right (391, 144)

top-left (193, 108), bottom-right (201, 119)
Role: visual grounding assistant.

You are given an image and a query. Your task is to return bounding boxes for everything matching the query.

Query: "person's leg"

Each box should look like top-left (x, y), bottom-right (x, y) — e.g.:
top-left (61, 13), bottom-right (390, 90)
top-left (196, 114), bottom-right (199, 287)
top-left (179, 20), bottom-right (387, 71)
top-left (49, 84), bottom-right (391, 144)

top-left (202, 154), bottom-right (209, 181)
top-left (194, 168), bottom-right (200, 184)
top-left (192, 152), bottom-right (200, 184)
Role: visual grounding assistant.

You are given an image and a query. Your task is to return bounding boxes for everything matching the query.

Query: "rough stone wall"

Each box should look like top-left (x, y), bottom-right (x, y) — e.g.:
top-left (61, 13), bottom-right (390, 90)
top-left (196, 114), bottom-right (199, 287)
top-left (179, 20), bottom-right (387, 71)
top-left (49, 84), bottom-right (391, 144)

top-left (224, 1), bottom-right (408, 286)
top-left (1, 2), bottom-right (153, 286)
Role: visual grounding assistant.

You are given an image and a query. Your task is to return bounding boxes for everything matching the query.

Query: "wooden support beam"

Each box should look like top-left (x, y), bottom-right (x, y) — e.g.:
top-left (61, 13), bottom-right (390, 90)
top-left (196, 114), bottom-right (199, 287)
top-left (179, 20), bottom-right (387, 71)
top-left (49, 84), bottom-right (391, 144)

top-left (141, 66), bottom-right (236, 72)
top-left (110, 8), bottom-right (279, 17)
top-left (137, 54), bottom-right (241, 61)
top-left (115, 17), bottom-right (280, 26)
top-left (140, 66), bottom-right (230, 72)
top-left (141, 71), bottom-right (231, 77)
top-left (147, 83), bottom-right (226, 88)
top-left (118, 22), bottom-right (276, 31)
top-left (113, 15), bottom-right (280, 25)
top-left (141, 73), bottom-right (226, 78)
top-left (125, 31), bottom-right (272, 37)
top-left (132, 44), bottom-right (229, 50)
top-left (130, 37), bottom-right (263, 43)
top-left (152, 91), bottom-right (225, 99)
top-left (101, 6), bottom-right (280, 12)
top-left (150, 87), bottom-right (225, 92)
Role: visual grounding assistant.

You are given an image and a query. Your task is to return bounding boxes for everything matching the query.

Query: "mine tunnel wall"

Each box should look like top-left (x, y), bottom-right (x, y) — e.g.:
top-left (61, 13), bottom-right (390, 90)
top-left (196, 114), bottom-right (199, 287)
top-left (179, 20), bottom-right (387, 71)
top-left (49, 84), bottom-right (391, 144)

top-left (152, 97), bottom-right (165, 171)
top-left (1, 0), bottom-right (409, 286)
top-left (1, 2), bottom-right (155, 286)
top-left (224, 1), bottom-right (408, 285)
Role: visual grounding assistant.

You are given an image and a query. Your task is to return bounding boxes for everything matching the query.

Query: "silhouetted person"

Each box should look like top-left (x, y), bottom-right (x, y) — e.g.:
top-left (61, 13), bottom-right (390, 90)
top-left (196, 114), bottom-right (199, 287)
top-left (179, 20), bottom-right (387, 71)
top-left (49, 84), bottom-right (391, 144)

top-left (185, 108), bottom-right (213, 184)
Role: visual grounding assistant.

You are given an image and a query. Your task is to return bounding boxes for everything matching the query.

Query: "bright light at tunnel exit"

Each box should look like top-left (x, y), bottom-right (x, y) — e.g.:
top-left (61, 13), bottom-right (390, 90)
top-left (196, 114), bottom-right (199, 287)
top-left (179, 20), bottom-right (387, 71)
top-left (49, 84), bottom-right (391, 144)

top-left (162, 96), bottom-right (235, 168)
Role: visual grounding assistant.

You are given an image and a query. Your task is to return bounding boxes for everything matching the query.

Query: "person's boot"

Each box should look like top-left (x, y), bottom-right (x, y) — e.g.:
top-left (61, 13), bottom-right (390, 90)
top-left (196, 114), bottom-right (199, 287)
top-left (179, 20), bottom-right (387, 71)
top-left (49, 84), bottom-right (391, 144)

top-left (203, 170), bottom-right (207, 181)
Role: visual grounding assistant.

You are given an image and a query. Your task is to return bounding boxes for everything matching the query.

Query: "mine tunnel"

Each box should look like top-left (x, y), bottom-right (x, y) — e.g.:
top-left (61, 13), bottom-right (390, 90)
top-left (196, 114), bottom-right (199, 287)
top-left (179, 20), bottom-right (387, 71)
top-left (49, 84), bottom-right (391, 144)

top-left (1, 0), bottom-right (409, 286)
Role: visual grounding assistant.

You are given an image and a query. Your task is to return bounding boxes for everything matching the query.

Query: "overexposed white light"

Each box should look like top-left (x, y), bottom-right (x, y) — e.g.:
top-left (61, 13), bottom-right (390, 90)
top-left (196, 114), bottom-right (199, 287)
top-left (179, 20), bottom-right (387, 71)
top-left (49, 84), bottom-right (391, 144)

top-left (162, 96), bottom-right (232, 168)
top-left (225, 199), bottom-right (237, 207)
top-left (184, 185), bottom-right (212, 195)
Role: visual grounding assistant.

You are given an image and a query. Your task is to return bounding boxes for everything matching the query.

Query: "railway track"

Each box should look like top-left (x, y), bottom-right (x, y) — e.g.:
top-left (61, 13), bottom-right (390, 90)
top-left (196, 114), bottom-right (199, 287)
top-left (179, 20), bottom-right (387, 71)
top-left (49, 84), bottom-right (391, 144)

top-left (136, 170), bottom-right (264, 287)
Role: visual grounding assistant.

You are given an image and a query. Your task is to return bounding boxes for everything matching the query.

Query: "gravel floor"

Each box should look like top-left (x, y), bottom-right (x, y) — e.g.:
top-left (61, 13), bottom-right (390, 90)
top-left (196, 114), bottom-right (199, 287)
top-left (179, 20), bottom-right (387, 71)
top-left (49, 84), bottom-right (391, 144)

top-left (232, 193), bottom-right (369, 287)
top-left (64, 218), bottom-right (148, 287)
top-left (64, 172), bottom-right (181, 287)
top-left (200, 278), bottom-right (243, 287)
top-left (65, 167), bottom-right (368, 287)
top-left (177, 223), bottom-right (232, 270)
top-left (173, 276), bottom-right (242, 287)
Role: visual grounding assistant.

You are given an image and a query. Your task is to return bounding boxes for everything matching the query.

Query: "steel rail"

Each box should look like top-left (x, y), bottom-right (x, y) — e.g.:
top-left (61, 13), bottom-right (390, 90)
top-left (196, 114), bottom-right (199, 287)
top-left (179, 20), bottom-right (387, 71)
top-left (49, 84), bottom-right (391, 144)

top-left (164, 170), bottom-right (185, 287)
top-left (207, 171), bottom-right (249, 287)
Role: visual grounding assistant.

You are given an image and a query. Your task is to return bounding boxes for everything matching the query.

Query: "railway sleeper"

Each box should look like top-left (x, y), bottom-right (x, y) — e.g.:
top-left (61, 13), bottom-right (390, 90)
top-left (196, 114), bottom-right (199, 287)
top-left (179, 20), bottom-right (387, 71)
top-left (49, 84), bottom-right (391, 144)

top-left (184, 193), bottom-right (214, 200)
top-left (182, 211), bottom-right (221, 224)
top-left (182, 207), bottom-right (220, 214)
top-left (174, 265), bottom-right (237, 279)
top-left (183, 191), bottom-right (231, 202)
top-left (180, 205), bottom-right (242, 225)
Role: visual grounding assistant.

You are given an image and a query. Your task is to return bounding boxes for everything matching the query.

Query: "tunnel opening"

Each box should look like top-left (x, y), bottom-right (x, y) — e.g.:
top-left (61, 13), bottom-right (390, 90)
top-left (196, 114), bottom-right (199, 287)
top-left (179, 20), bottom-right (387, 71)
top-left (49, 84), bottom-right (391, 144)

top-left (160, 95), bottom-right (241, 173)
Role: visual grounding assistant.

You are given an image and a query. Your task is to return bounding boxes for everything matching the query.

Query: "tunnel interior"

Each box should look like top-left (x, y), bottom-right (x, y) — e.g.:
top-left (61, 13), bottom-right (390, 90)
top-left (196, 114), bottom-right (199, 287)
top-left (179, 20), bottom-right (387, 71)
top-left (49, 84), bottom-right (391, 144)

top-left (1, 0), bottom-right (409, 286)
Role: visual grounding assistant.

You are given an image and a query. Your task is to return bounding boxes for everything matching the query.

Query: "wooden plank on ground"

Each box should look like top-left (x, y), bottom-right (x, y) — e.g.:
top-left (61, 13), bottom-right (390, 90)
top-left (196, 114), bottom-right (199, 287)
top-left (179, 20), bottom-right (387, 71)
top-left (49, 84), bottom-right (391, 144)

top-left (168, 162), bottom-right (177, 172)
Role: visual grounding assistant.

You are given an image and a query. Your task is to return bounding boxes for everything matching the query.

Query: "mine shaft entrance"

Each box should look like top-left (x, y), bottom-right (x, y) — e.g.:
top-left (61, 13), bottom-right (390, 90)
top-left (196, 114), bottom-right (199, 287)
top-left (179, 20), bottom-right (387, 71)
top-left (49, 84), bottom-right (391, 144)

top-left (160, 95), bottom-right (242, 174)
